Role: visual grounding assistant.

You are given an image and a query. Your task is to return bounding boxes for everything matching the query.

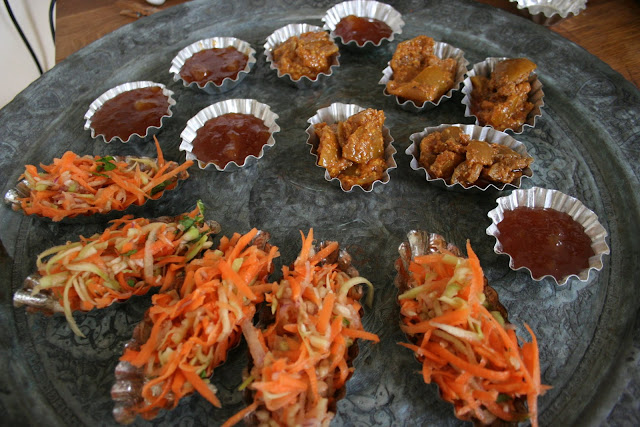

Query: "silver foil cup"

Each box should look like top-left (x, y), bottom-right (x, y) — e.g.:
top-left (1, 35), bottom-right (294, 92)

top-left (305, 102), bottom-right (397, 193)
top-left (461, 57), bottom-right (544, 134)
top-left (264, 23), bottom-right (340, 89)
top-left (406, 124), bottom-right (533, 193)
top-left (321, 0), bottom-right (404, 50)
top-left (169, 37), bottom-right (256, 94)
top-left (511, 0), bottom-right (588, 26)
top-left (84, 81), bottom-right (175, 144)
top-left (179, 98), bottom-right (280, 172)
top-left (486, 187), bottom-right (610, 285)
top-left (379, 41), bottom-right (469, 112)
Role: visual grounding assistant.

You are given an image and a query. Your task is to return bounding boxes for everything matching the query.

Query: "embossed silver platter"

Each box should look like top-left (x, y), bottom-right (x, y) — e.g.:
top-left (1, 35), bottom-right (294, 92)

top-left (0, 1), bottom-right (638, 426)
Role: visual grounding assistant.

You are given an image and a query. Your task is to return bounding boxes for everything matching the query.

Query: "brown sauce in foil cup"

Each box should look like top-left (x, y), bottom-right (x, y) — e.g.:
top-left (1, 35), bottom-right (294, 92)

top-left (333, 15), bottom-right (392, 45)
top-left (191, 113), bottom-right (271, 169)
top-left (179, 46), bottom-right (248, 86)
top-left (91, 86), bottom-right (169, 142)
top-left (495, 207), bottom-right (595, 281)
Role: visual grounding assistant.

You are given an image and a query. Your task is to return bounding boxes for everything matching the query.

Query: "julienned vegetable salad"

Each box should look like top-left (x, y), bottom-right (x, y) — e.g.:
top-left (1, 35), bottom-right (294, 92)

top-left (225, 230), bottom-right (379, 427)
top-left (27, 202), bottom-right (218, 337)
top-left (114, 228), bottom-right (280, 424)
top-left (14, 138), bottom-right (192, 221)
top-left (397, 240), bottom-right (549, 426)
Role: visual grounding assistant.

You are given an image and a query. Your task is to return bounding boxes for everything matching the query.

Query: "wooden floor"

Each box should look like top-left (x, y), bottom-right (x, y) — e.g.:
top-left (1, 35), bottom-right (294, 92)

top-left (55, 0), bottom-right (640, 87)
top-left (476, 0), bottom-right (640, 87)
top-left (55, 0), bottom-right (191, 63)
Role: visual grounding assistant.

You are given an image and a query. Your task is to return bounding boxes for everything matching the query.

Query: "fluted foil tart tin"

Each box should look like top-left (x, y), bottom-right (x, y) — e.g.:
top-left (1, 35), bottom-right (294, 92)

top-left (169, 37), bottom-right (256, 94)
top-left (394, 230), bottom-right (524, 425)
top-left (379, 41), bottom-right (469, 112)
top-left (264, 23), bottom-right (340, 89)
top-left (179, 98), bottom-right (280, 172)
top-left (321, 0), bottom-right (404, 50)
top-left (406, 123), bottom-right (533, 193)
top-left (396, 232), bottom-right (463, 292)
top-left (84, 81), bottom-right (175, 144)
top-left (486, 187), bottom-right (610, 285)
top-left (511, 0), bottom-right (588, 26)
top-left (305, 102), bottom-right (397, 193)
top-left (461, 57), bottom-right (544, 134)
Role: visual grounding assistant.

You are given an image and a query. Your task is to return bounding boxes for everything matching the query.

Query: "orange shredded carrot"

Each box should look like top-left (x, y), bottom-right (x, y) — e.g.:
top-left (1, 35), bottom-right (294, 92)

top-left (219, 259), bottom-right (258, 301)
top-left (154, 136), bottom-right (165, 166)
top-left (182, 368), bottom-right (221, 408)
top-left (316, 292), bottom-right (335, 334)
top-left (341, 327), bottom-right (381, 343)
top-left (397, 239), bottom-right (548, 425)
top-left (118, 229), bottom-right (279, 423)
top-left (15, 139), bottom-right (193, 221)
top-left (30, 203), bottom-right (216, 337)
top-left (221, 401), bottom-right (258, 427)
top-left (227, 229), bottom-right (379, 426)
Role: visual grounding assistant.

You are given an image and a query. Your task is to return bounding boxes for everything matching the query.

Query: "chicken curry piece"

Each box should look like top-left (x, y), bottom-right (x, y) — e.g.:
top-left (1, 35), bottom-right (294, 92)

top-left (385, 35), bottom-right (457, 105)
top-left (419, 126), bottom-right (533, 187)
top-left (314, 109), bottom-right (387, 190)
top-left (470, 58), bottom-right (537, 131)
top-left (272, 31), bottom-right (339, 80)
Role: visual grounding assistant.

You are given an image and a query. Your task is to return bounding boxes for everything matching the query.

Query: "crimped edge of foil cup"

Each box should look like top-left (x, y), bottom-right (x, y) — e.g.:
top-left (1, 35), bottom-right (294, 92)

top-left (486, 187), bottom-right (610, 285)
top-left (169, 37), bottom-right (256, 94)
top-left (378, 40), bottom-right (469, 112)
top-left (460, 57), bottom-right (545, 134)
top-left (179, 98), bottom-right (280, 172)
top-left (395, 232), bottom-right (463, 294)
top-left (264, 23), bottom-right (340, 89)
top-left (512, 0), bottom-right (587, 22)
top-left (406, 124), bottom-right (534, 193)
top-left (84, 81), bottom-right (175, 144)
top-left (305, 102), bottom-right (397, 193)
top-left (321, 0), bottom-right (405, 49)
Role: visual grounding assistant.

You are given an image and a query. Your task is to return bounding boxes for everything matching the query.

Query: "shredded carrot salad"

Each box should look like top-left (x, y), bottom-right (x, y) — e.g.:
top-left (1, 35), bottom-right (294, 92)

top-left (225, 229), bottom-right (378, 427)
top-left (397, 241), bottom-right (549, 426)
top-left (16, 137), bottom-right (192, 221)
top-left (31, 202), bottom-right (216, 337)
top-left (118, 228), bottom-right (280, 421)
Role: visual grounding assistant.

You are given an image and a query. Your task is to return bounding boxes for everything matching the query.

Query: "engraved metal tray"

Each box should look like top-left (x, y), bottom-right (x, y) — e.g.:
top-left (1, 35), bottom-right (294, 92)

top-left (0, 0), bottom-right (638, 425)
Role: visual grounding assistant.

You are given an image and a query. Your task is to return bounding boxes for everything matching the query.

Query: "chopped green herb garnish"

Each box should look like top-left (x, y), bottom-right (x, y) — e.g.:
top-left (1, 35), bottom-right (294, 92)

top-left (180, 216), bottom-right (196, 230)
top-left (96, 156), bottom-right (116, 172)
top-left (91, 172), bottom-right (110, 178)
top-left (150, 180), bottom-right (170, 196)
top-left (196, 199), bottom-right (206, 217)
top-left (496, 393), bottom-right (512, 403)
top-left (123, 249), bottom-right (137, 256)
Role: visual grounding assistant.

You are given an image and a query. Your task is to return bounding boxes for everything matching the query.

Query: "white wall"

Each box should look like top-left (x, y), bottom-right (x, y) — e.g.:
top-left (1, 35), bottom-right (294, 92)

top-left (1, 0), bottom-right (55, 108)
